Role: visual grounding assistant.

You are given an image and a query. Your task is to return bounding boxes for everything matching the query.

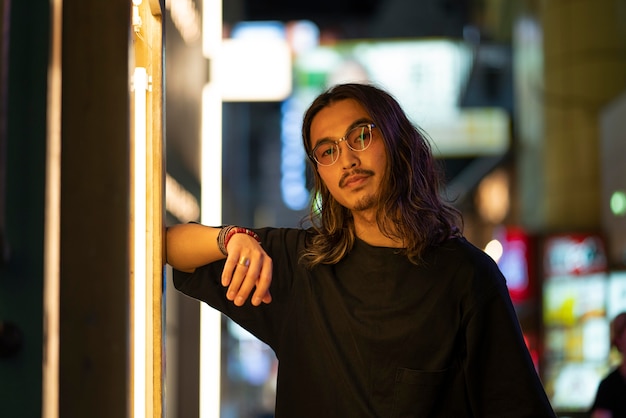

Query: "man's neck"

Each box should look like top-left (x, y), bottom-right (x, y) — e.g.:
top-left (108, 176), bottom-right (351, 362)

top-left (352, 211), bottom-right (404, 248)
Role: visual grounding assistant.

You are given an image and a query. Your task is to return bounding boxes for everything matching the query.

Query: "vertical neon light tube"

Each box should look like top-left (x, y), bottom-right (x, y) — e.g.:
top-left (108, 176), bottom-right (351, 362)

top-left (42, 0), bottom-right (63, 416)
top-left (200, 0), bottom-right (222, 417)
top-left (132, 66), bottom-right (148, 418)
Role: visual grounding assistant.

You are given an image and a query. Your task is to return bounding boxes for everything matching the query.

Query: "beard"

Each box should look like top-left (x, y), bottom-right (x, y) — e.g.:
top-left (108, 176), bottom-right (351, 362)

top-left (352, 192), bottom-right (378, 212)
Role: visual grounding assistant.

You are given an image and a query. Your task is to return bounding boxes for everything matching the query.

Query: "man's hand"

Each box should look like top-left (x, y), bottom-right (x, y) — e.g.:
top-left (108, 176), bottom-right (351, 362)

top-left (221, 233), bottom-right (273, 306)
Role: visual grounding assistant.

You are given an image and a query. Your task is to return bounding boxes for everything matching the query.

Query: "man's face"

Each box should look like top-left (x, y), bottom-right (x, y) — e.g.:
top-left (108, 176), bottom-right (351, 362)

top-left (309, 99), bottom-right (387, 213)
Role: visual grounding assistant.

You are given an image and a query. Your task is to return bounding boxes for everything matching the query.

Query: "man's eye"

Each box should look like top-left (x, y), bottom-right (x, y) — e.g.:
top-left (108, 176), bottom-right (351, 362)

top-left (349, 127), bottom-right (369, 147)
top-left (320, 146), bottom-right (335, 157)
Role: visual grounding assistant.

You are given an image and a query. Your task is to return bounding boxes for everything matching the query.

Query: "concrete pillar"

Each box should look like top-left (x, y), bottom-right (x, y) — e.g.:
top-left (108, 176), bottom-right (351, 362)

top-left (523, 0), bottom-right (626, 232)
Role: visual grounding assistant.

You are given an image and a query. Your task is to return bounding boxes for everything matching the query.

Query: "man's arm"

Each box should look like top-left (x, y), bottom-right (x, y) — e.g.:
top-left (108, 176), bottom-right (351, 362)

top-left (166, 223), bottom-right (273, 306)
top-left (165, 223), bottom-right (223, 272)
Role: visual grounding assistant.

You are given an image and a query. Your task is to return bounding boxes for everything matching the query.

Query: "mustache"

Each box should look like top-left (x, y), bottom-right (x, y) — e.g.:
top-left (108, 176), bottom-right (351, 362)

top-left (339, 168), bottom-right (375, 188)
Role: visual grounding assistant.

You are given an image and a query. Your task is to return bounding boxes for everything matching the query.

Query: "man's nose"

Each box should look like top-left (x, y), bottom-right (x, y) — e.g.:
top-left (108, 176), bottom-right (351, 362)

top-left (338, 142), bottom-right (359, 169)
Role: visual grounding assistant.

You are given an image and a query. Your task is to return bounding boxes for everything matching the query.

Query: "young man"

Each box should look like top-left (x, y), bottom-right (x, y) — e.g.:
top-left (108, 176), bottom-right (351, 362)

top-left (166, 83), bottom-right (556, 417)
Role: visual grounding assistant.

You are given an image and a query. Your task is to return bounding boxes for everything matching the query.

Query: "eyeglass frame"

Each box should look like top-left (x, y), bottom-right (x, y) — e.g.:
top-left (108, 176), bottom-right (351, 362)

top-left (308, 122), bottom-right (377, 166)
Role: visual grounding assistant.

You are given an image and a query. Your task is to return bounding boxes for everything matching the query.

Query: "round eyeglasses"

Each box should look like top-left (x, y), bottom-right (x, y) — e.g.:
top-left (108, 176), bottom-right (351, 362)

top-left (309, 123), bottom-right (376, 166)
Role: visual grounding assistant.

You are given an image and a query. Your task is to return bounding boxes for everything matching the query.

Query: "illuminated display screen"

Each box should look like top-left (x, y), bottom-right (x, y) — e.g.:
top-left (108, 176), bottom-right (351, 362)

top-left (292, 39), bottom-right (510, 157)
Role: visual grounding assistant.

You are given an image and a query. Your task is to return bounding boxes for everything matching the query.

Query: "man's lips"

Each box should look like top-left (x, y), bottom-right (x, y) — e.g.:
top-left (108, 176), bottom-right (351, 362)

top-left (339, 169), bottom-right (374, 188)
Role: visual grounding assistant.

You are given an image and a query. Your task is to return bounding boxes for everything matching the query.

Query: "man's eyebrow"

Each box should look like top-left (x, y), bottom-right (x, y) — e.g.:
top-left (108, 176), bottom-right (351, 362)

top-left (312, 117), bottom-right (373, 147)
top-left (346, 118), bottom-right (373, 131)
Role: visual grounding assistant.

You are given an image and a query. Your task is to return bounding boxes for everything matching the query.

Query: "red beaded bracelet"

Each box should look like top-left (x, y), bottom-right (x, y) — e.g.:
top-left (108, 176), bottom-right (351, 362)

top-left (217, 226), bottom-right (261, 256)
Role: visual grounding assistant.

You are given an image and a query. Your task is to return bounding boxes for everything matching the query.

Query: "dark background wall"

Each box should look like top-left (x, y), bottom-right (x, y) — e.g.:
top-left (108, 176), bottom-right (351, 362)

top-left (0, 0), bottom-right (49, 416)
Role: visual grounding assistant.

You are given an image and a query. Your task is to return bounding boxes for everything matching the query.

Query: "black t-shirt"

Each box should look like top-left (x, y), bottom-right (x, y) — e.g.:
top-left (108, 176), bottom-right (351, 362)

top-left (173, 227), bottom-right (556, 417)
top-left (591, 368), bottom-right (626, 417)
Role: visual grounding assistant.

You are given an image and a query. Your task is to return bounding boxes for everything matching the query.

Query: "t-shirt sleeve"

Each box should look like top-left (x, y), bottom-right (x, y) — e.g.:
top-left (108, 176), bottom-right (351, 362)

top-left (171, 227), bottom-right (306, 349)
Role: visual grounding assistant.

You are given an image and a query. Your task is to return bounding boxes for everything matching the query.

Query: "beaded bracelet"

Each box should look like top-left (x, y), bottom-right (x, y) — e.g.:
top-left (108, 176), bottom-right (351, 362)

top-left (217, 225), bottom-right (261, 256)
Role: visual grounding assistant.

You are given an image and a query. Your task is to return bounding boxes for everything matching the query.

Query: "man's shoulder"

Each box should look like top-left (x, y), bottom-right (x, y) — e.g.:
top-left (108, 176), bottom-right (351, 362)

top-left (429, 236), bottom-right (494, 265)
top-left (426, 236), bottom-right (506, 296)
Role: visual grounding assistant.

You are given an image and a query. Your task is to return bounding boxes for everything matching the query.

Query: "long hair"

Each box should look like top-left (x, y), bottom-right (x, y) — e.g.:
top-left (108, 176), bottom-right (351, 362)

top-left (300, 83), bottom-right (462, 267)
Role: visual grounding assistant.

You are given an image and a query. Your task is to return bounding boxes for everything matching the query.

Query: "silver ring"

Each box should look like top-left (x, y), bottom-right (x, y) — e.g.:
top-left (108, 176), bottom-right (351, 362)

top-left (238, 256), bottom-right (250, 268)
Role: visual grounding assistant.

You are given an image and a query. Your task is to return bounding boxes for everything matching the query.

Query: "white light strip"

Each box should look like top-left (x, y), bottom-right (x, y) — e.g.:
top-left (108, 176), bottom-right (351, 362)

top-left (132, 66), bottom-right (148, 418)
top-left (199, 84), bottom-right (222, 418)
top-left (200, 0), bottom-right (223, 416)
top-left (202, 0), bottom-right (221, 58)
top-left (42, 0), bottom-right (63, 417)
